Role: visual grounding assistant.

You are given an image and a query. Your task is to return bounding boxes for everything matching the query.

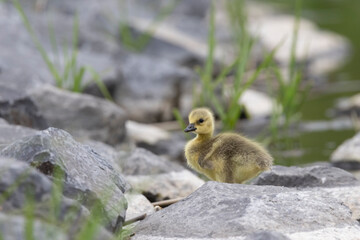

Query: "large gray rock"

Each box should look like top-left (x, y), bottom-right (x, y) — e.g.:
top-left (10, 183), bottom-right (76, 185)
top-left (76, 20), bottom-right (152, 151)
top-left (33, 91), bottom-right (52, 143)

top-left (30, 85), bottom-right (127, 145)
top-left (252, 165), bottom-right (360, 188)
top-left (0, 128), bottom-right (129, 231)
top-left (134, 182), bottom-right (360, 239)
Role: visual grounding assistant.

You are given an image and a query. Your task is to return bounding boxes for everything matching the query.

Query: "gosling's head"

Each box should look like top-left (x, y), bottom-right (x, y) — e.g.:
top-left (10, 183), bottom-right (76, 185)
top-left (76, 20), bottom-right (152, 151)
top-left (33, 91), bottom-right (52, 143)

top-left (184, 108), bottom-right (215, 135)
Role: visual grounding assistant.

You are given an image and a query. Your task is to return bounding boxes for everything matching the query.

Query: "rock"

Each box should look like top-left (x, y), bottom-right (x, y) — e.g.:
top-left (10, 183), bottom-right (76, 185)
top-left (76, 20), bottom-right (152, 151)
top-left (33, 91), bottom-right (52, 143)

top-left (335, 93), bottom-right (360, 117)
top-left (0, 157), bottom-right (114, 238)
top-left (331, 132), bottom-right (360, 170)
top-left (0, 123), bottom-right (38, 146)
top-left (120, 148), bottom-right (183, 176)
top-left (0, 118), bottom-right (7, 124)
top-left (0, 84), bottom-right (27, 102)
top-left (124, 192), bottom-right (155, 222)
top-left (125, 121), bottom-right (170, 145)
top-left (30, 85), bottom-right (127, 145)
top-left (252, 165), bottom-right (360, 188)
top-left (0, 212), bottom-right (113, 240)
top-left (321, 186), bottom-right (360, 221)
top-left (113, 54), bottom-right (194, 123)
top-left (134, 182), bottom-right (360, 239)
top-left (0, 97), bottom-right (48, 130)
top-left (119, 148), bottom-right (203, 202)
top-left (0, 128), bottom-right (129, 231)
top-left (126, 170), bottom-right (204, 202)
top-left (238, 89), bottom-right (274, 119)
top-left (81, 139), bottom-right (125, 174)
top-left (0, 213), bottom-right (67, 240)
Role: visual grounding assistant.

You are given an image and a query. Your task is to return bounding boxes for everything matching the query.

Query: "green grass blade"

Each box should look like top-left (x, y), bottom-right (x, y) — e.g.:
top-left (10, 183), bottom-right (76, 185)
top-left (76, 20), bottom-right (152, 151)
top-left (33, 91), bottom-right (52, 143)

top-left (289, 0), bottom-right (302, 80)
top-left (24, 190), bottom-right (35, 240)
top-left (50, 167), bottom-right (65, 223)
top-left (72, 66), bottom-right (85, 92)
top-left (203, 0), bottom-right (216, 93)
top-left (86, 67), bottom-right (113, 101)
top-left (13, 0), bottom-right (62, 87)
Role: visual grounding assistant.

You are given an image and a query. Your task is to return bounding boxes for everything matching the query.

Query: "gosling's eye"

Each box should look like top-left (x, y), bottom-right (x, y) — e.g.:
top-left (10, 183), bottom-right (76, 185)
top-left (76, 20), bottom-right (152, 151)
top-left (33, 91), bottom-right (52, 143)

top-left (198, 118), bottom-right (204, 123)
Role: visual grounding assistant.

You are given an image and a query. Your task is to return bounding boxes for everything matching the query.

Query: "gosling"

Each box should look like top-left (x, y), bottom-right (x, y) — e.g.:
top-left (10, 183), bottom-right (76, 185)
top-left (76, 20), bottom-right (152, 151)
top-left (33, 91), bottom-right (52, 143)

top-left (184, 108), bottom-right (273, 183)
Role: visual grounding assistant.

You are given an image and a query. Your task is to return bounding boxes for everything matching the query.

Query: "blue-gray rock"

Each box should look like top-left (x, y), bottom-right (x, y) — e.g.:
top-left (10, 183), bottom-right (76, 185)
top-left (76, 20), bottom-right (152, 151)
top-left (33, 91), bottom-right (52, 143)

top-left (134, 182), bottom-right (360, 239)
top-left (0, 128), bottom-right (129, 231)
top-left (251, 165), bottom-right (360, 188)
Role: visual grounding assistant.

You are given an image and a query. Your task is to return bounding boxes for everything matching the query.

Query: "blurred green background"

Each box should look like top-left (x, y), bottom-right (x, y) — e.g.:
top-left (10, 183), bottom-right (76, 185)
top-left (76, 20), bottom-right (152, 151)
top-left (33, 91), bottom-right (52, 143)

top-left (258, 0), bottom-right (360, 165)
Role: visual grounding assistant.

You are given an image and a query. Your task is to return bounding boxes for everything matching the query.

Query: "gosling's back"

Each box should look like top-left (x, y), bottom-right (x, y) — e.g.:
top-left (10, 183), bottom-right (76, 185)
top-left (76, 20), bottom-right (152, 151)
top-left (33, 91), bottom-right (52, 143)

top-left (186, 133), bottom-right (273, 183)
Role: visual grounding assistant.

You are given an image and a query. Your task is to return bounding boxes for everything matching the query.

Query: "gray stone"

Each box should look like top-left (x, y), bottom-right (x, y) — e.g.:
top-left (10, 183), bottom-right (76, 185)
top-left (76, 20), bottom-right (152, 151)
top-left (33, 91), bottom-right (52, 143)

top-left (251, 165), bottom-right (360, 188)
top-left (114, 54), bottom-right (194, 123)
top-left (134, 182), bottom-right (360, 239)
top-left (30, 85), bottom-right (127, 145)
top-left (120, 148), bottom-right (183, 176)
top-left (82, 139), bottom-right (125, 174)
top-left (0, 118), bottom-right (7, 125)
top-left (0, 97), bottom-right (48, 130)
top-left (0, 128), bottom-right (129, 231)
top-left (125, 191), bottom-right (154, 222)
top-left (331, 132), bottom-right (360, 171)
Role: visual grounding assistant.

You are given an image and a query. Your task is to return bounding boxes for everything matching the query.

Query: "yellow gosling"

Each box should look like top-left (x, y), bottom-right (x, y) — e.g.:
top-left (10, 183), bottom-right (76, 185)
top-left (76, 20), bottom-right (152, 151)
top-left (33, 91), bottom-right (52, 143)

top-left (184, 108), bottom-right (273, 183)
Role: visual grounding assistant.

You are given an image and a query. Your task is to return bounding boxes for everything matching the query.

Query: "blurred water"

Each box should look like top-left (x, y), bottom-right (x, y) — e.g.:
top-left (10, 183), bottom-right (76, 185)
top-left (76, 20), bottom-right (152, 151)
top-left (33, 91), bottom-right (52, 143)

top-left (258, 0), bottom-right (360, 164)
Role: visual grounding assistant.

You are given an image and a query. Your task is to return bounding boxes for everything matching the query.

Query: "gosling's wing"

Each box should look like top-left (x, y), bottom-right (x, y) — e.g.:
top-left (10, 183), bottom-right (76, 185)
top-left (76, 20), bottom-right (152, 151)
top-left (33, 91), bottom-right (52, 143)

top-left (215, 133), bottom-right (272, 168)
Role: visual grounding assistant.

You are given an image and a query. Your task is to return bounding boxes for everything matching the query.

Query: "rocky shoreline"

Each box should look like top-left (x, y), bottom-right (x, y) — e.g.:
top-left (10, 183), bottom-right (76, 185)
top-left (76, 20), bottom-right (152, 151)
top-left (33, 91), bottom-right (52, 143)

top-left (0, 0), bottom-right (359, 239)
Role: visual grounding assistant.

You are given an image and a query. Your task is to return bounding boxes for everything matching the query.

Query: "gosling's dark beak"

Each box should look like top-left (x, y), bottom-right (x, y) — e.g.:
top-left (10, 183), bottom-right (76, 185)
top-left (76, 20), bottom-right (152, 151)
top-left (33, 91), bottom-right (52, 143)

top-left (184, 123), bottom-right (196, 133)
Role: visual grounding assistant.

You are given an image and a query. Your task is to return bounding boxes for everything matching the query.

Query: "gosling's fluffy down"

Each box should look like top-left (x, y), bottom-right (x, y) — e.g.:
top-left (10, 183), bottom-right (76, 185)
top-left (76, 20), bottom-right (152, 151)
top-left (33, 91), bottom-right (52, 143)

top-left (184, 108), bottom-right (273, 183)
